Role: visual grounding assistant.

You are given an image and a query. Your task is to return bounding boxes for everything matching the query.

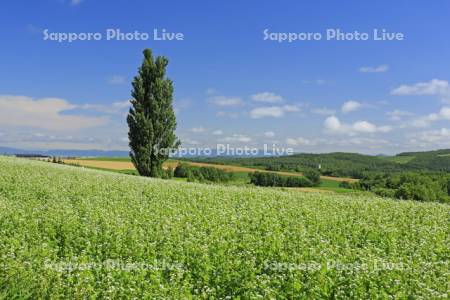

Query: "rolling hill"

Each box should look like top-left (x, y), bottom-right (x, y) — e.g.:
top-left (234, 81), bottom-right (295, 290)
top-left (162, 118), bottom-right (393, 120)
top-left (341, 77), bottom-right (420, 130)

top-left (187, 149), bottom-right (450, 178)
top-left (0, 156), bottom-right (448, 298)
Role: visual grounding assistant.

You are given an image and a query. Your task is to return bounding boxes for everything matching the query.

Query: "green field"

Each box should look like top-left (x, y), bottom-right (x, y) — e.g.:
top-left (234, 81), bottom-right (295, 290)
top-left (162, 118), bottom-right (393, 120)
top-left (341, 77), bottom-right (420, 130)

top-left (378, 155), bottom-right (415, 164)
top-left (82, 156), bottom-right (132, 162)
top-left (66, 157), bottom-right (351, 191)
top-left (0, 157), bottom-right (449, 298)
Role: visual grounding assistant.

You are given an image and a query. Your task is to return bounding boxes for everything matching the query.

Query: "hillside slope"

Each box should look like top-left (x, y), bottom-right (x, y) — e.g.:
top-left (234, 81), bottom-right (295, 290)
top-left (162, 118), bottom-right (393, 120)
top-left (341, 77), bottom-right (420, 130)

top-left (189, 150), bottom-right (450, 177)
top-left (0, 157), bottom-right (448, 298)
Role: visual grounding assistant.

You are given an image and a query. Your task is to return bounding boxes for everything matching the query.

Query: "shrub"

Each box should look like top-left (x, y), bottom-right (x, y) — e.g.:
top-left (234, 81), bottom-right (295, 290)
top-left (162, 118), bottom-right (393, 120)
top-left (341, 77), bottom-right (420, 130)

top-left (304, 169), bottom-right (321, 186)
top-left (249, 172), bottom-right (313, 188)
top-left (174, 164), bottom-right (233, 183)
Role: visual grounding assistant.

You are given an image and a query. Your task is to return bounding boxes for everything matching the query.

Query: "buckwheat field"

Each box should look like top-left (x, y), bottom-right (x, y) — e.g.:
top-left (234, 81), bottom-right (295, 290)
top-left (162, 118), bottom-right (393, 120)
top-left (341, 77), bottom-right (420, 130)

top-left (0, 157), bottom-right (448, 299)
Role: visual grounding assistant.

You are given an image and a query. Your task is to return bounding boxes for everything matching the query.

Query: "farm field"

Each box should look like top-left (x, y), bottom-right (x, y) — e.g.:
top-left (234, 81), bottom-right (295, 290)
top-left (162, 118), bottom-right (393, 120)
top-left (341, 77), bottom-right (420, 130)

top-left (63, 157), bottom-right (354, 193)
top-left (63, 158), bottom-right (358, 183)
top-left (0, 156), bottom-right (449, 298)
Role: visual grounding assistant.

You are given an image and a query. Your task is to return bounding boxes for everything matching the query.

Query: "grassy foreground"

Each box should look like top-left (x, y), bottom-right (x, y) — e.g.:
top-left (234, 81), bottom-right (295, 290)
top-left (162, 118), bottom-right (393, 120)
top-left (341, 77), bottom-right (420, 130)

top-left (0, 157), bottom-right (448, 299)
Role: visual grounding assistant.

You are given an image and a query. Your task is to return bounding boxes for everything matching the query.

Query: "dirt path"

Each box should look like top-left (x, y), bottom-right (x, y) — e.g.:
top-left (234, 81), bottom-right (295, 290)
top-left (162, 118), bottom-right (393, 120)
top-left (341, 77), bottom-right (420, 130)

top-left (64, 159), bottom-right (357, 182)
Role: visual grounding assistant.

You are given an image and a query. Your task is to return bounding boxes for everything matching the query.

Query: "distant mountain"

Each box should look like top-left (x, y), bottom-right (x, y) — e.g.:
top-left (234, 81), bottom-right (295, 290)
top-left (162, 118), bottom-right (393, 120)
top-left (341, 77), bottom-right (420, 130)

top-left (0, 146), bottom-right (129, 157)
top-left (0, 147), bottom-right (281, 158)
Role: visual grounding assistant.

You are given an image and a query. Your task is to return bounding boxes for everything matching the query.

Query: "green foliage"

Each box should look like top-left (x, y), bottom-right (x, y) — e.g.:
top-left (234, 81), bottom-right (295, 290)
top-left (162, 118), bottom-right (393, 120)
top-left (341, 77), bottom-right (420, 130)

top-left (174, 163), bottom-right (233, 183)
top-left (398, 149), bottom-right (450, 172)
top-left (249, 172), bottom-right (313, 187)
top-left (50, 157), bottom-right (64, 164)
top-left (127, 49), bottom-right (180, 177)
top-left (354, 172), bottom-right (450, 203)
top-left (189, 152), bottom-right (404, 178)
top-left (338, 181), bottom-right (353, 189)
top-left (0, 157), bottom-right (449, 298)
top-left (303, 169), bottom-right (321, 186)
top-left (188, 149), bottom-right (450, 178)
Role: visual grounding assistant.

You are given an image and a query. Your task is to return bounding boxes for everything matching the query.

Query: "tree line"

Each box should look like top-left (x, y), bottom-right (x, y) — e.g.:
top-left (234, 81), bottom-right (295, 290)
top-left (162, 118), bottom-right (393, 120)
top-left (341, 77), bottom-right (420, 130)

top-left (249, 170), bottom-right (321, 188)
top-left (340, 172), bottom-right (450, 203)
top-left (174, 163), bottom-right (234, 183)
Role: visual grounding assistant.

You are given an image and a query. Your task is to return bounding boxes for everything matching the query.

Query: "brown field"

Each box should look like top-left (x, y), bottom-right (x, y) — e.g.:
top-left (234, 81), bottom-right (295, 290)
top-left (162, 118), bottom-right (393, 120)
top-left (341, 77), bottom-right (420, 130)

top-left (64, 159), bottom-right (357, 183)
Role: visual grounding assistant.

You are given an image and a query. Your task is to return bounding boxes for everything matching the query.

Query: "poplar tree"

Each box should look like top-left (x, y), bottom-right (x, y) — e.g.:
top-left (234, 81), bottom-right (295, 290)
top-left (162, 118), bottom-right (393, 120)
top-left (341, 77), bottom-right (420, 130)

top-left (127, 49), bottom-right (179, 177)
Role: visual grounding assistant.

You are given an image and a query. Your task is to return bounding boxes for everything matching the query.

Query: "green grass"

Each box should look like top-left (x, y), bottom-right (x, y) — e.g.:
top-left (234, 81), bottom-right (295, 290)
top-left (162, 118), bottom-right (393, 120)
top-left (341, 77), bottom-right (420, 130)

top-left (1, 156), bottom-right (448, 298)
top-left (69, 160), bottom-right (351, 193)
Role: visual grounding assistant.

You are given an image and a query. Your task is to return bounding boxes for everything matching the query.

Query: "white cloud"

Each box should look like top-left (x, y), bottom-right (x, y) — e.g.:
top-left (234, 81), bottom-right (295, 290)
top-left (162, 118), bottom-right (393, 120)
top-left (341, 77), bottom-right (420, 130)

top-left (249, 105), bottom-right (300, 119)
top-left (286, 137), bottom-right (315, 146)
top-left (408, 107), bottom-right (450, 128)
top-left (210, 95), bottom-right (242, 107)
top-left (264, 131), bottom-right (275, 138)
top-left (282, 105), bottom-right (300, 112)
top-left (341, 100), bottom-right (362, 113)
top-left (221, 134), bottom-right (252, 143)
top-left (0, 95), bottom-right (107, 131)
top-left (190, 127), bottom-right (206, 133)
top-left (391, 79), bottom-right (450, 101)
top-left (324, 116), bottom-right (342, 132)
top-left (182, 138), bottom-right (200, 146)
top-left (251, 92), bottom-right (283, 103)
top-left (212, 130), bottom-right (223, 135)
top-left (80, 100), bottom-right (130, 114)
top-left (352, 121), bottom-right (391, 133)
top-left (311, 107), bottom-right (336, 116)
top-left (359, 65), bottom-right (389, 73)
top-left (108, 75), bottom-right (126, 85)
top-left (250, 107), bottom-right (284, 118)
top-left (386, 110), bottom-right (414, 121)
top-left (324, 116), bottom-right (391, 135)
top-left (412, 128), bottom-right (450, 144)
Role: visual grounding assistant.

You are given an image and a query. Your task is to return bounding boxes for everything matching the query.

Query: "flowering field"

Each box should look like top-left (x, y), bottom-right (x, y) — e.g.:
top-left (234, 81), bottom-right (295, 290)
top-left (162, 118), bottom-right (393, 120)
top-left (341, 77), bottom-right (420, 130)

top-left (0, 156), bottom-right (448, 298)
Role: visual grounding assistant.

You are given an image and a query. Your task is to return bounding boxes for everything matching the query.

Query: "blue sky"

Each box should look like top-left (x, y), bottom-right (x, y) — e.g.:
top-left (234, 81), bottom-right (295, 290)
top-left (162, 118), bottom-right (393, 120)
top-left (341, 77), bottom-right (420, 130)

top-left (1, 0), bottom-right (450, 154)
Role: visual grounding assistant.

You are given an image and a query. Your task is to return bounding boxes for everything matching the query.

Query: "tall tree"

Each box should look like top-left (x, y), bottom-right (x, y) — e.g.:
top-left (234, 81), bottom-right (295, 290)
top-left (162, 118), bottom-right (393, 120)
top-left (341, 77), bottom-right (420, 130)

top-left (127, 49), bottom-right (180, 177)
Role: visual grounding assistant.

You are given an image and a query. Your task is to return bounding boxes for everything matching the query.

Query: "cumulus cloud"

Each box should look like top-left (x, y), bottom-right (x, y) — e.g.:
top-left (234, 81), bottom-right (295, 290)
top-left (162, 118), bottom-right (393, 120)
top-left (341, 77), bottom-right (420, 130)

top-left (80, 100), bottom-right (130, 114)
top-left (386, 110), bottom-right (414, 121)
top-left (221, 134), bottom-right (252, 143)
top-left (324, 116), bottom-right (391, 135)
top-left (0, 95), bottom-right (107, 131)
top-left (251, 92), bottom-right (283, 103)
top-left (210, 95), bottom-right (242, 107)
top-left (408, 107), bottom-right (450, 128)
top-left (286, 137), bottom-right (315, 146)
top-left (412, 128), bottom-right (450, 144)
top-left (190, 127), bottom-right (206, 133)
top-left (391, 79), bottom-right (450, 101)
top-left (181, 138), bottom-right (200, 146)
top-left (341, 100), bottom-right (362, 113)
top-left (249, 105), bottom-right (300, 119)
top-left (212, 130), bottom-right (223, 135)
top-left (359, 65), bottom-right (389, 73)
top-left (264, 131), bottom-right (275, 138)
